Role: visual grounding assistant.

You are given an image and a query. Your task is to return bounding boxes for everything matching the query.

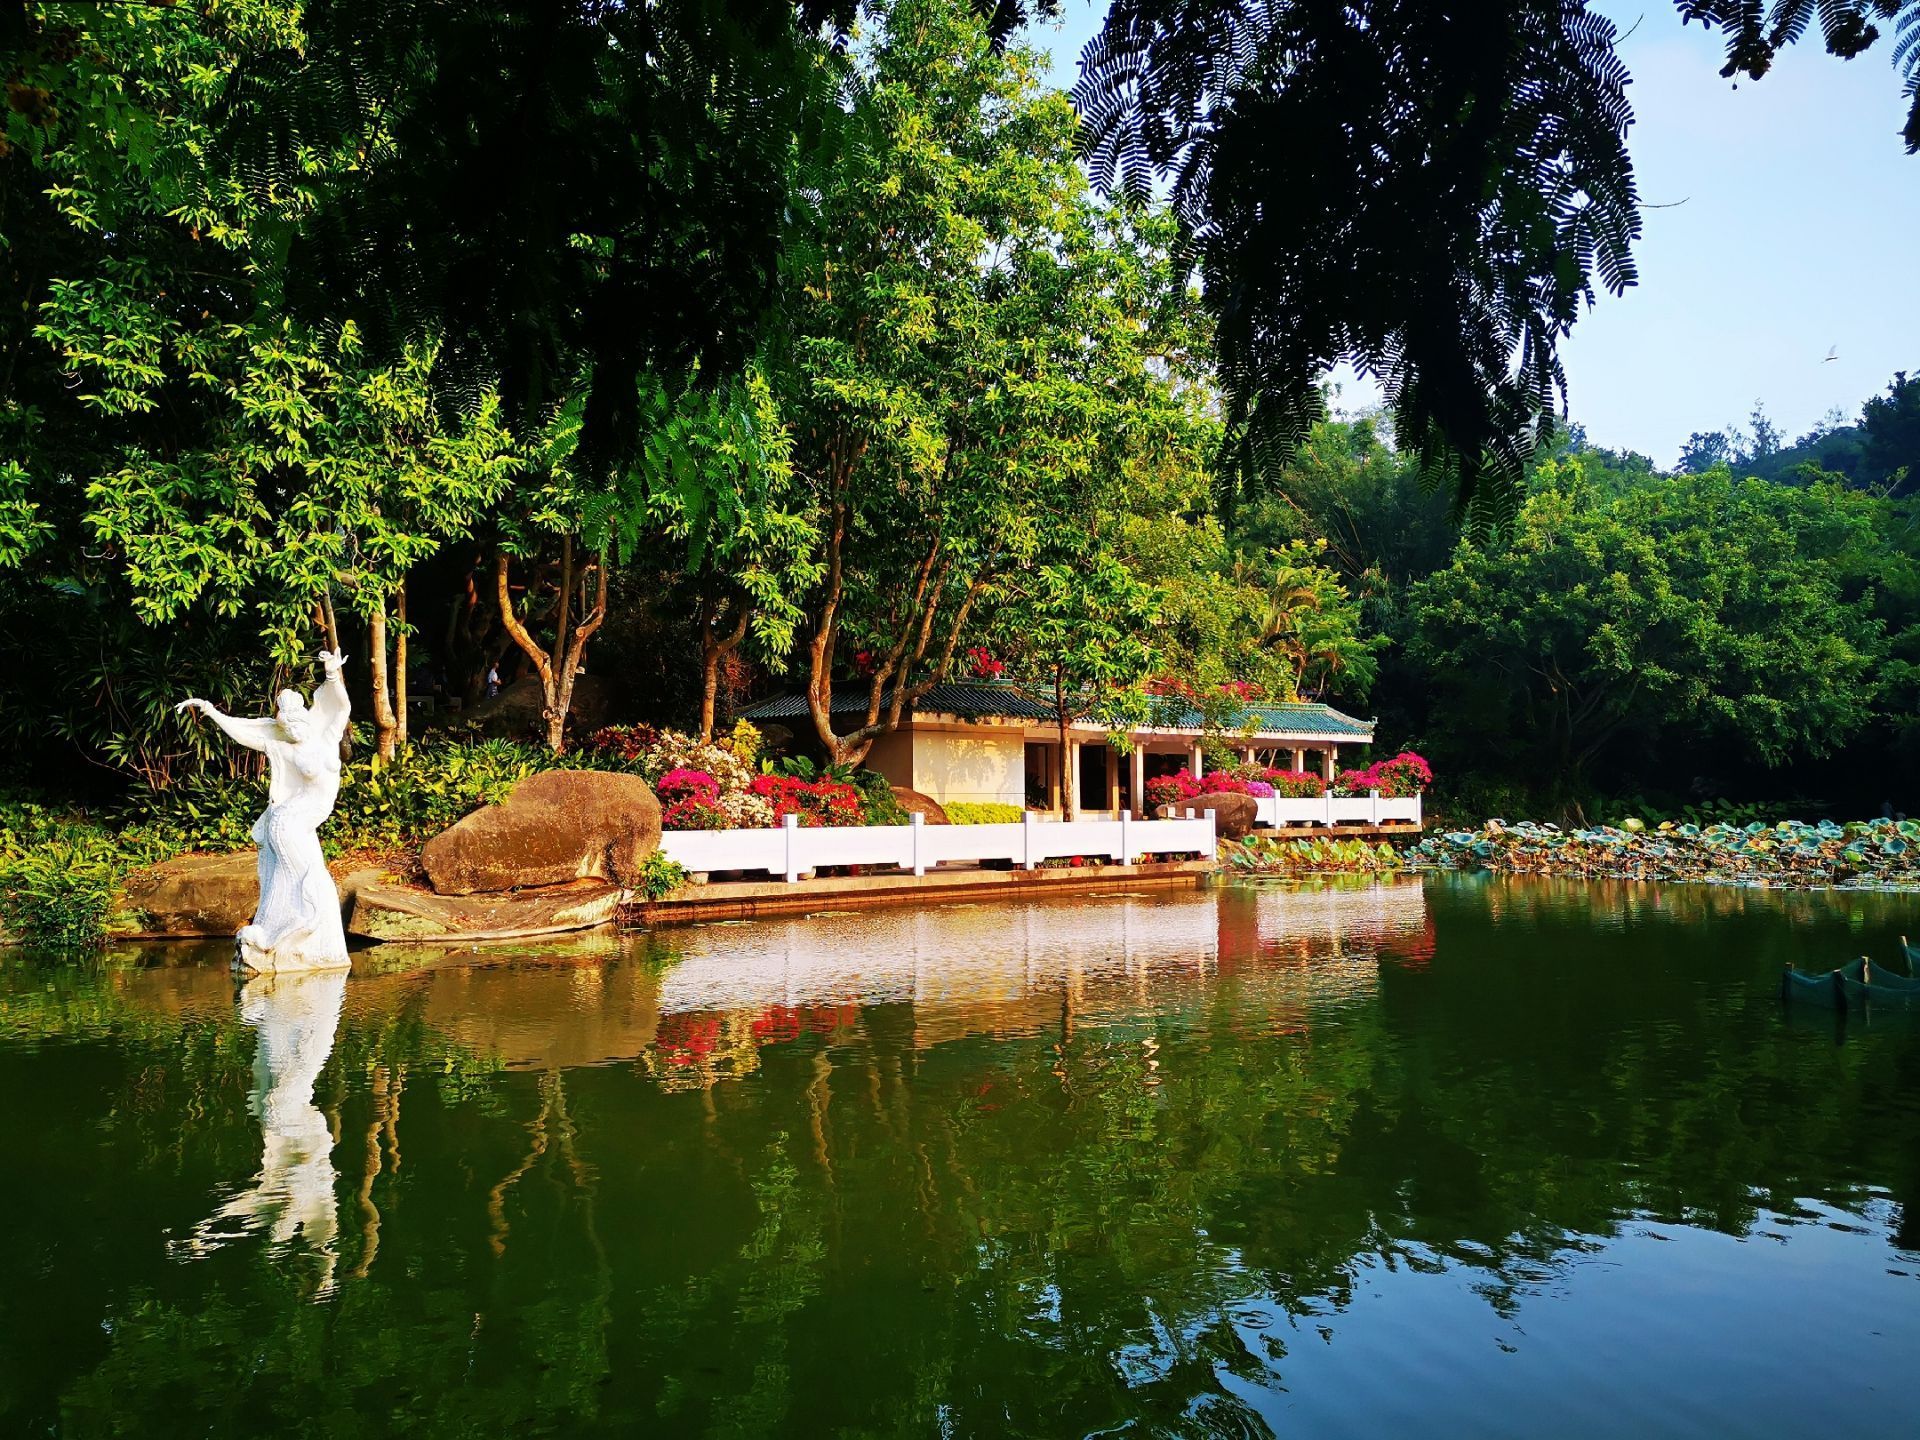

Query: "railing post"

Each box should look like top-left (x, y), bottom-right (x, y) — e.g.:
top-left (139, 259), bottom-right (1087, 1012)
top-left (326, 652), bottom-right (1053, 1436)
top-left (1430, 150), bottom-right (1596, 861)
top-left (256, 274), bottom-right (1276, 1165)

top-left (1120, 808), bottom-right (1133, 866)
top-left (1023, 810), bottom-right (1037, 871)
top-left (911, 811), bottom-right (925, 876)
top-left (1323, 789), bottom-right (1335, 828)
top-left (783, 812), bottom-right (800, 883)
top-left (1370, 788), bottom-right (1381, 825)
top-left (1414, 792), bottom-right (1423, 828)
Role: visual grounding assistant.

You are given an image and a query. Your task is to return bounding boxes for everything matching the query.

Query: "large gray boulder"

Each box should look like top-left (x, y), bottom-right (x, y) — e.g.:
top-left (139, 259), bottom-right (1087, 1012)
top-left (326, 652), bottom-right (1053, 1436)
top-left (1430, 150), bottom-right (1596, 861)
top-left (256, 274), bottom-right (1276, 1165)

top-left (890, 786), bottom-right (950, 824)
top-left (347, 879), bottom-right (621, 942)
top-left (421, 769), bottom-right (662, 895)
top-left (117, 852), bottom-right (259, 937)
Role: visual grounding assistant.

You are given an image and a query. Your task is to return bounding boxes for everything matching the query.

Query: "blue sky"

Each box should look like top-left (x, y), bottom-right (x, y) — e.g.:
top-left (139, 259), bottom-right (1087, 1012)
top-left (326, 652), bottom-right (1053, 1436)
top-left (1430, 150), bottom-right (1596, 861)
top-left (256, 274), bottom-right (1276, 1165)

top-left (1029, 2), bottom-right (1920, 468)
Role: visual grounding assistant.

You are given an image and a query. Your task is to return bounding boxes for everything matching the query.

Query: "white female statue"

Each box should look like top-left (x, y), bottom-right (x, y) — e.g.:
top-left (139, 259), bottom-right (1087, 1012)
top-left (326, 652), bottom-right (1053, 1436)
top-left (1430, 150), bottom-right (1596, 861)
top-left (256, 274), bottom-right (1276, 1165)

top-left (177, 649), bottom-right (353, 971)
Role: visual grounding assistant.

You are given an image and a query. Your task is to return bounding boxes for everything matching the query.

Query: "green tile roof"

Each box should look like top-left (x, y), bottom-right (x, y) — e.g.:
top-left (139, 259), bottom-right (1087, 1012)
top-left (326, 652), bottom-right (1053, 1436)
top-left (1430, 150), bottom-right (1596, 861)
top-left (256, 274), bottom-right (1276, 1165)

top-left (739, 684), bottom-right (1373, 738)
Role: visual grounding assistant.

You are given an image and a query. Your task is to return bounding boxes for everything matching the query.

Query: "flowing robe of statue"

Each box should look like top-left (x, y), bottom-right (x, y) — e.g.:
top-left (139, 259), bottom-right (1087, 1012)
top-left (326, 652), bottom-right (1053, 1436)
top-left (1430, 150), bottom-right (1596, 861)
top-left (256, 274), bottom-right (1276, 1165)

top-left (177, 649), bottom-right (353, 972)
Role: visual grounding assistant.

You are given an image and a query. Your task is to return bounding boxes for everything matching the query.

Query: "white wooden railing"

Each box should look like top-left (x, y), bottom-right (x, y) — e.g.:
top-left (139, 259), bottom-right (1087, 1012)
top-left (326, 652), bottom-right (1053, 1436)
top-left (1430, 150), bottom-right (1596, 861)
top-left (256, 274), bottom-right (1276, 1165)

top-left (1241, 790), bottom-right (1422, 829)
top-left (659, 811), bottom-right (1216, 882)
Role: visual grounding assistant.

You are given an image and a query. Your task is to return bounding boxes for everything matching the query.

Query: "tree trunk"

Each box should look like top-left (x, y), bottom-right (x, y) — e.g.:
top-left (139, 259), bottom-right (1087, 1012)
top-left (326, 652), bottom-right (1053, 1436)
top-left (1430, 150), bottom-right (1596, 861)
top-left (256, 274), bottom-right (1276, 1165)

top-left (496, 542), bottom-right (611, 756)
top-left (698, 601), bottom-right (751, 744)
top-left (1057, 671), bottom-right (1075, 822)
top-left (368, 594), bottom-right (399, 766)
top-left (395, 579), bottom-right (408, 751)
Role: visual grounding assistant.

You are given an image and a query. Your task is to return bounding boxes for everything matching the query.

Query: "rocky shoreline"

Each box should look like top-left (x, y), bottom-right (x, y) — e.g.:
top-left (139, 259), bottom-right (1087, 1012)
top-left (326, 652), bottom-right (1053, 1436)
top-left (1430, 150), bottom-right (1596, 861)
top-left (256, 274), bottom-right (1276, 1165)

top-left (1410, 818), bottom-right (1920, 889)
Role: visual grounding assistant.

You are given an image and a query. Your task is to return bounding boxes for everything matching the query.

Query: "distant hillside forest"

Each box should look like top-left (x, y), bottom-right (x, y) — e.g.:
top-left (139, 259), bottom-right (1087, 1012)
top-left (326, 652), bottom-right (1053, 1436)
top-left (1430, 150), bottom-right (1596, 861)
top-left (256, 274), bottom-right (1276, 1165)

top-left (1671, 372), bottom-right (1920, 493)
top-left (1234, 367), bottom-right (1920, 825)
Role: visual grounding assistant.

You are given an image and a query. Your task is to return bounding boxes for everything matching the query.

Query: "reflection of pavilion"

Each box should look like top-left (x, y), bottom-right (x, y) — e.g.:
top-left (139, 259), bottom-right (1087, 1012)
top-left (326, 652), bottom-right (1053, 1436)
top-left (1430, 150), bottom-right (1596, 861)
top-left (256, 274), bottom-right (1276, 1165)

top-left (110, 882), bottom-right (1434, 1086)
top-left (652, 882), bottom-right (1432, 1049)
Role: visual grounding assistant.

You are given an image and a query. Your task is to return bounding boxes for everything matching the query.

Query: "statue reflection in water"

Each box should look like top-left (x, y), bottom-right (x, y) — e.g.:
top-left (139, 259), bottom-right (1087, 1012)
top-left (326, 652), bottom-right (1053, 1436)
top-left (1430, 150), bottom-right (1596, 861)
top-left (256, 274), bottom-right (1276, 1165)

top-left (170, 968), bottom-right (348, 1292)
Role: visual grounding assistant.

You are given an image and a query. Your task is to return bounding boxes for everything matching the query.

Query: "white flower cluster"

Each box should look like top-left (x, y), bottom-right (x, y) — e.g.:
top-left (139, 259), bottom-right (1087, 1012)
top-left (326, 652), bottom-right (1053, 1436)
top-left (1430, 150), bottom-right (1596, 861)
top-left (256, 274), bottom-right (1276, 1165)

top-left (638, 728), bottom-right (776, 829)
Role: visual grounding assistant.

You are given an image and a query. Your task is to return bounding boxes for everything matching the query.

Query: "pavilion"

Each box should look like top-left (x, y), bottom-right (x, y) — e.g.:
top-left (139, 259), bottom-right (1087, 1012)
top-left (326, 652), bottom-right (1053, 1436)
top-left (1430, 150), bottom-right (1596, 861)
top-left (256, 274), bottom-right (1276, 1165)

top-left (739, 681), bottom-right (1375, 818)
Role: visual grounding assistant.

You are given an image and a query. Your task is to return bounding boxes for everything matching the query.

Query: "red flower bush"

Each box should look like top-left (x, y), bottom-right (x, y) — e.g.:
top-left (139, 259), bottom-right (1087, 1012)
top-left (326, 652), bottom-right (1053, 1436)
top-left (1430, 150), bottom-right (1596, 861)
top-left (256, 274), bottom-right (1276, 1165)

top-left (965, 646), bottom-right (1005, 679)
top-left (1332, 751), bottom-right (1432, 797)
top-left (584, 724), bottom-right (662, 764)
top-left (749, 773), bottom-right (865, 827)
top-left (1261, 769), bottom-right (1325, 798)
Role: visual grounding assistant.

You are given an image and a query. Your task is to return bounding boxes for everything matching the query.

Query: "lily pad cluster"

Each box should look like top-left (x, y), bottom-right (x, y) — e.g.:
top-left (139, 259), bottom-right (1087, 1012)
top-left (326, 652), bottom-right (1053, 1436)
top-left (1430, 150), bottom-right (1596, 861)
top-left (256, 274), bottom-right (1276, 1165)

top-left (1410, 818), bottom-right (1920, 889)
top-left (1223, 836), bottom-right (1403, 876)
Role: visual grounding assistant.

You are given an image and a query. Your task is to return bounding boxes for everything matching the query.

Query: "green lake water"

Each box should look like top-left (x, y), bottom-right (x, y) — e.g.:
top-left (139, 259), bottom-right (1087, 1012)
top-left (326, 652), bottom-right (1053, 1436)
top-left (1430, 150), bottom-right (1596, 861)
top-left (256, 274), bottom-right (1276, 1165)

top-left (1, 875), bottom-right (1917, 1438)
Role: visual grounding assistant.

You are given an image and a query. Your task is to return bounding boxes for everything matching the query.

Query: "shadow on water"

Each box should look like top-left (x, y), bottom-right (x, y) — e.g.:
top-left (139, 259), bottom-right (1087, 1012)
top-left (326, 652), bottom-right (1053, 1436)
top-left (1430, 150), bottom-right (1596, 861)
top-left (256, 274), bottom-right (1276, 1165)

top-left (0, 876), bottom-right (1916, 1439)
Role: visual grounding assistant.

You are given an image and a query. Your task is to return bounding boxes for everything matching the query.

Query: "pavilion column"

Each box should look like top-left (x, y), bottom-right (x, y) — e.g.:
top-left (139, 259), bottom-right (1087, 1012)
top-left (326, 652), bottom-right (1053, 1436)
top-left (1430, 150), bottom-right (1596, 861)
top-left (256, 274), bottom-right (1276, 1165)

top-left (1321, 746), bottom-right (1336, 782)
top-left (1189, 742), bottom-right (1203, 778)
top-left (1292, 746), bottom-right (1306, 772)
top-left (1066, 738), bottom-right (1081, 816)
top-left (1130, 745), bottom-right (1146, 818)
top-left (1105, 746), bottom-right (1120, 815)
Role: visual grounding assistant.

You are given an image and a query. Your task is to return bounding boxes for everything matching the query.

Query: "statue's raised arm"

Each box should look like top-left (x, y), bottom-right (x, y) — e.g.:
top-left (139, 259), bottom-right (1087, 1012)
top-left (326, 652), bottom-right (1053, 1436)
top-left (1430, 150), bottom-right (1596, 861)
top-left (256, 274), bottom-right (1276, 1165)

top-left (175, 697), bottom-right (280, 753)
top-left (310, 648), bottom-right (351, 745)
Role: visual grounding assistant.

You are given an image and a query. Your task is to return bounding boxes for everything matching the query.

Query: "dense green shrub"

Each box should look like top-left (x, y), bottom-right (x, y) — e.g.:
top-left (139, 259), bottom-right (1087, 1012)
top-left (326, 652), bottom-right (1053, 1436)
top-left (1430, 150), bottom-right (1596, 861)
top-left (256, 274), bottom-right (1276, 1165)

top-left (122, 736), bottom-right (566, 856)
top-left (945, 803), bottom-right (1025, 824)
top-left (851, 770), bottom-right (910, 826)
top-left (633, 850), bottom-right (690, 901)
top-left (0, 801), bottom-right (174, 951)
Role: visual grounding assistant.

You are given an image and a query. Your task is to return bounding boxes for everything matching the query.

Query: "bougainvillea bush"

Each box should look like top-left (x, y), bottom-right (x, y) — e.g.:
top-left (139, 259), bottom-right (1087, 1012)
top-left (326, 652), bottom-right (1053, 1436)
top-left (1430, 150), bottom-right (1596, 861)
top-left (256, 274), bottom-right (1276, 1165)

top-left (1332, 752), bottom-right (1433, 798)
top-left (1261, 769), bottom-right (1325, 798)
top-left (1144, 769), bottom-right (1270, 811)
top-left (748, 773), bottom-right (865, 827)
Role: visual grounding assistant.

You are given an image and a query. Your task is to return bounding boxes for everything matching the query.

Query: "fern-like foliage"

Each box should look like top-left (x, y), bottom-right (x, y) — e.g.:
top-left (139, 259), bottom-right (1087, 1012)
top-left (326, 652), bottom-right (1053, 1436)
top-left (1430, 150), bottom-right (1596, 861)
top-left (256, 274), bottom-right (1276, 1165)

top-left (1075, 0), bottom-right (1917, 525)
top-left (1075, 1), bottom-right (1642, 527)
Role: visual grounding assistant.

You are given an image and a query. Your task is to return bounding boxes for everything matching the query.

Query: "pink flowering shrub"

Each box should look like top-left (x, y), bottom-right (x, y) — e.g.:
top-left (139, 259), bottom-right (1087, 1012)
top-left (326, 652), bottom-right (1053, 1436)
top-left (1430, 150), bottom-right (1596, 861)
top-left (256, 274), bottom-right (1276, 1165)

top-left (1146, 768), bottom-right (1267, 811)
top-left (1331, 751), bottom-right (1432, 797)
top-left (661, 798), bottom-right (733, 830)
top-left (1261, 769), bottom-right (1325, 798)
top-left (657, 768), bottom-right (720, 804)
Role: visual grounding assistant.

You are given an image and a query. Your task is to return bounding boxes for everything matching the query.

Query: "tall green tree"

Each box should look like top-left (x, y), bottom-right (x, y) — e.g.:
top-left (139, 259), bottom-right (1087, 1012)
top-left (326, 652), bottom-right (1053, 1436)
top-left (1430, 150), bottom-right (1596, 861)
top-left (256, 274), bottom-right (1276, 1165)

top-left (1408, 463), bottom-right (1888, 788)
top-left (6, 0), bottom-right (522, 769)
top-left (1000, 554), bottom-right (1159, 819)
top-left (1071, 0), bottom-right (1920, 520)
top-left (777, 0), bottom-right (1207, 765)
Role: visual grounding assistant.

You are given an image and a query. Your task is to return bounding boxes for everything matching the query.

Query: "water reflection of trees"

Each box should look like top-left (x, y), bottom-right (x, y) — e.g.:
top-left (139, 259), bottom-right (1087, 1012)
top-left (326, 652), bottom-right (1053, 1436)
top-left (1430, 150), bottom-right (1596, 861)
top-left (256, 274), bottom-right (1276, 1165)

top-left (3, 880), bottom-right (1917, 1438)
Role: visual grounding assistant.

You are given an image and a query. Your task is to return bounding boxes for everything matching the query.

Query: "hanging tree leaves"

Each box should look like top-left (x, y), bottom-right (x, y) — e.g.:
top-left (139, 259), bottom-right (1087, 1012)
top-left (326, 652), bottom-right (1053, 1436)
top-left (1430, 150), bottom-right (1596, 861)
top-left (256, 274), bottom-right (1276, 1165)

top-left (1072, 0), bottom-right (1920, 525)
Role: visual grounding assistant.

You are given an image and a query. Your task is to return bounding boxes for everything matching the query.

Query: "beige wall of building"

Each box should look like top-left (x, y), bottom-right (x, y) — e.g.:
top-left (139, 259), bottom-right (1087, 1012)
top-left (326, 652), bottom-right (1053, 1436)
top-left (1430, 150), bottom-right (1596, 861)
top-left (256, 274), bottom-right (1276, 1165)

top-left (908, 727), bottom-right (1027, 806)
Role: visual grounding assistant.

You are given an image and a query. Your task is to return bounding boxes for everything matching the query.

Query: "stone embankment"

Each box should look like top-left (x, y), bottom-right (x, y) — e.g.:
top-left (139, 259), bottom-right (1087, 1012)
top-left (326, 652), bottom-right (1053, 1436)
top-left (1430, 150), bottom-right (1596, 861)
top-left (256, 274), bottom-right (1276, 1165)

top-left (114, 769), bottom-right (661, 945)
top-left (1411, 818), bottom-right (1920, 888)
